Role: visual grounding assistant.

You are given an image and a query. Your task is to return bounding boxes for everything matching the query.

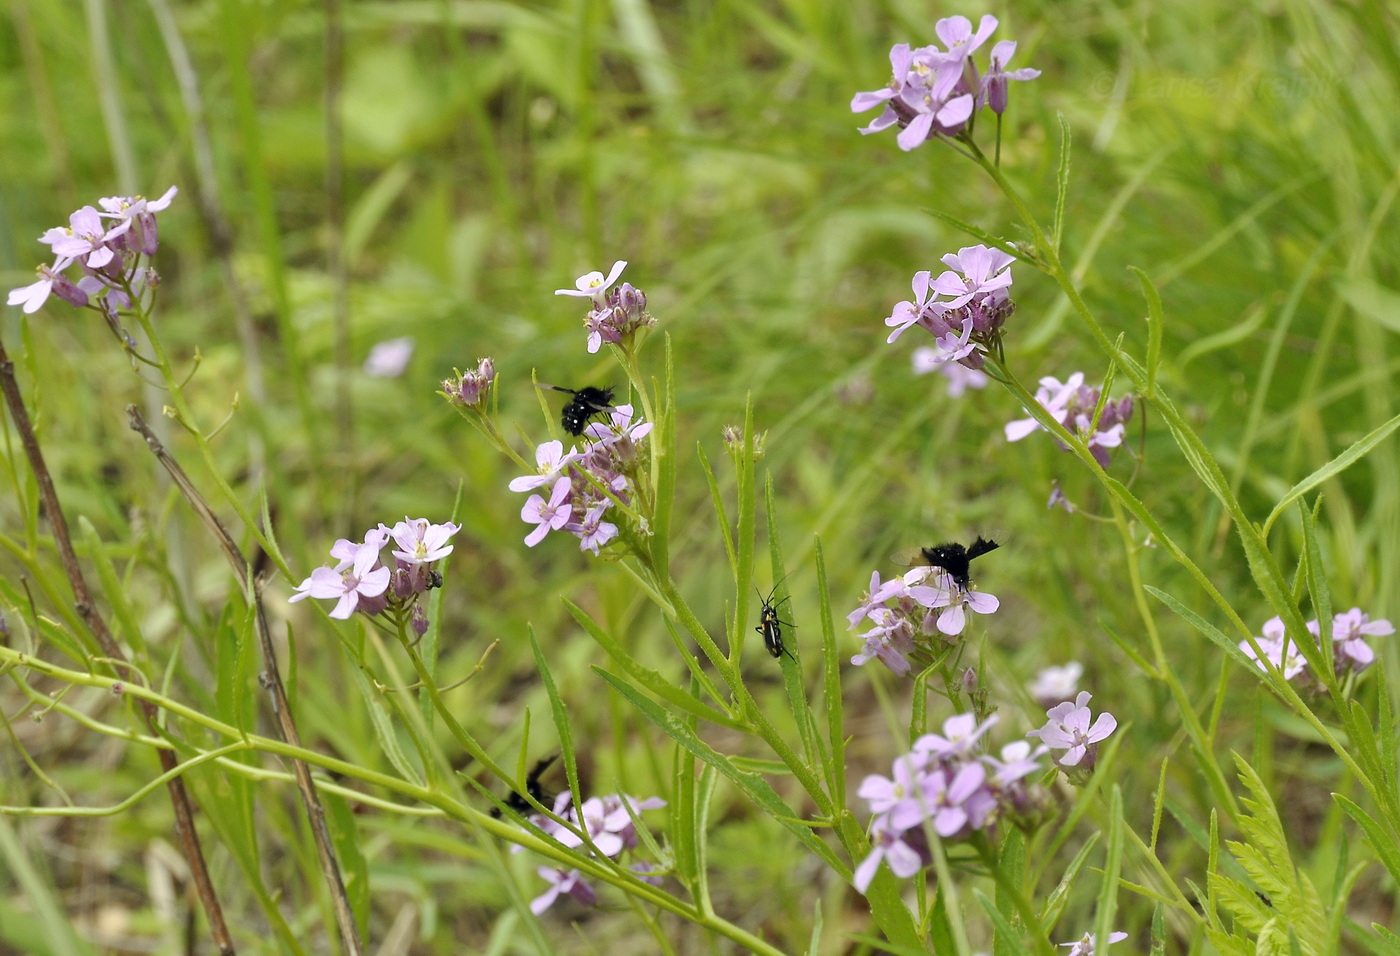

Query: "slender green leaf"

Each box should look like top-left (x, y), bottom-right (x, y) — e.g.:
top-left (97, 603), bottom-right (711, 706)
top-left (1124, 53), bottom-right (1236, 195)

top-left (347, 664), bottom-right (423, 786)
top-left (1129, 265), bottom-right (1164, 397)
top-left (1039, 834), bottom-right (1101, 929)
top-left (1299, 499), bottom-right (1334, 680)
top-left (815, 538), bottom-right (846, 803)
top-left (529, 628), bottom-right (581, 824)
top-left (1052, 112), bottom-right (1071, 252)
top-left (649, 334), bottom-right (677, 575)
top-left (1333, 795), bottom-right (1400, 887)
top-left (594, 667), bottom-right (847, 873)
top-left (1146, 586), bottom-right (1257, 673)
top-left (764, 472), bottom-right (817, 764)
top-left (562, 598), bottom-right (740, 728)
top-left (975, 888), bottom-right (1026, 954)
top-left (322, 791), bottom-right (370, 937)
top-left (0, 817), bottom-right (92, 956)
top-left (1178, 302), bottom-right (1268, 369)
top-left (922, 208), bottom-right (1024, 262)
top-left (1150, 902), bottom-right (1166, 956)
top-left (693, 763), bottom-right (718, 916)
top-left (77, 517), bottom-right (144, 659)
top-left (994, 829), bottom-right (1028, 956)
top-left (671, 728), bottom-right (697, 888)
top-left (1371, 924), bottom-right (1400, 954)
top-left (698, 443), bottom-right (736, 575)
top-left (1263, 410), bottom-right (1400, 536)
top-left (1094, 786), bottom-right (1125, 954)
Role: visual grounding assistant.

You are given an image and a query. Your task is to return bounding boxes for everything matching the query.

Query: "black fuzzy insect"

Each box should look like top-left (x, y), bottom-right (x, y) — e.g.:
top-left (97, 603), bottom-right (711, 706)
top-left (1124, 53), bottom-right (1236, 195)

top-left (755, 584), bottom-right (796, 661)
top-left (491, 755), bottom-right (558, 818)
top-left (917, 536), bottom-right (1000, 591)
top-left (541, 384), bottom-right (615, 436)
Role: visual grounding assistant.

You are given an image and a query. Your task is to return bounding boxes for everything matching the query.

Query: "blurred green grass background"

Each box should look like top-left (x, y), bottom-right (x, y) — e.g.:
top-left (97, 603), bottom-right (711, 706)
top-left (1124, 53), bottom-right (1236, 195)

top-left (2, 0), bottom-right (1398, 951)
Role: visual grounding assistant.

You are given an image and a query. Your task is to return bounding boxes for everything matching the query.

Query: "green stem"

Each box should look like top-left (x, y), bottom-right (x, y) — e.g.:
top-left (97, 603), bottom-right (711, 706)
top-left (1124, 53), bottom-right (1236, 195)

top-left (0, 645), bottom-right (788, 954)
top-left (969, 146), bottom-right (1386, 815)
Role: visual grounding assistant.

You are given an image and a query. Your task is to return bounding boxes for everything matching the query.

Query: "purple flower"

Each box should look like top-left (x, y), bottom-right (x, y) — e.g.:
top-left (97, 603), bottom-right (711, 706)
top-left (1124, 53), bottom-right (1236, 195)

top-left (1006, 373), bottom-right (1084, 441)
top-left (853, 819), bottom-right (929, 894)
top-left (1060, 931), bottom-right (1128, 956)
top-left (896, 61), bottom-right (976, 150)
top-left (1027, 691), bottom-right (1118, 769)
top-left (929, 245), bottom-right (1016, 310)
top-left (569, 502), bottom-right (619, 554)
top-left (386, 517), bottom-right (460, 565)
top-left (1006, 372), bottom-right (1134, 467)
top-left (850, 608), bottom-right (916, 676)
top-left (982, 40), bottom-right (1041, 114)
top-left (546, 791), bottom-right (666, 858)
top-left (1325, 607), bottom-right (1393, 672)
top-left (855, 715), bottom-right (1050, 893)
top-left (508, 440), bottom-right (578, 493)
top-left (847, 570), bottom-right (908, 629)
top-left (1029, 662), bottom-right (1083, 707)
top-left (934, 15), bottom-right (999, 65)
top-left (7, 259), bottom-right (76, 314)
top-left (96, 186), bottom-right (177, 255)
top-left (45, 205), bottom-right (131, 269)
top-left (1239, 616), bottom-right (1308, 681)
top-left (850, 43), bottom-right (916, 123)
top-left (330, 526), bottom-right (391, 571)
top-left (912, 345), bottom-right (990, 396)
top-left (913, 712), bottom-right (999, 764)
top-left (885, 270), bottom-right (942, 343)
top-left (530, 867), bottom-right (597, 914)
top-left (555, 260), bottom-right (627, 305)
top-left (921, 762), bottom-right (987, 837)
top-left (363, 337), bottom-right (414, 377)
top-left (584, 403), bottom-right (653, 444)
top-left (857, 756), bottom-right (926, 831)
top-left (984, 740), bottom-right (1047, 787)
top-left (928, 576), bottom-right (1000, 636)
top-left (522, 477), bottom-right (573, 546)
top-left (289, 541), bottom-right (391, 619)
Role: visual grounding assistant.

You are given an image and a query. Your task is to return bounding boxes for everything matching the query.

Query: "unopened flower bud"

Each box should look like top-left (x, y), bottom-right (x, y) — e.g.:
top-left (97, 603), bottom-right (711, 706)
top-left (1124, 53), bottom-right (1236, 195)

top-left (443, 357), bottom-right (495, 409)
top-left (722, 425), bottom-right (766, 461)
top-left (50, 273), bottom-right (89, 308)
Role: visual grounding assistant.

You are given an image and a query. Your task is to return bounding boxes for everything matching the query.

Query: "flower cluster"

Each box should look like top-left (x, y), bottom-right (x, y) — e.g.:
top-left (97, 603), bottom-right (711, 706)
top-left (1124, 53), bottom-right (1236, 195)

top-left (524, 790), bottom-right (667, 914)
top-left (850, 15), bottom-right (1040, 151)
top-left (509, 406), bottom-right (652, 555)
top-left (441, 357), bottom-right (496, 410)
top-left (1005, 372), bottom-right (1135, 468)
top-left (289, 518), bottom-right (459, 635)
top-left (848, 566), bottom-right (1000, 676)
top-left (7, 188), bottom-right (178, 341)
top-left (1240, 608), bottom-right (1393, 685)
top-left (1027, 691), bottom-right (1118, 771)
top-left (854, 713), bottom-right (1050, 893)
top-left (886, 244), bottom-right (1017, 371)
top-left (554, 260), bottom-right (654, 354)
